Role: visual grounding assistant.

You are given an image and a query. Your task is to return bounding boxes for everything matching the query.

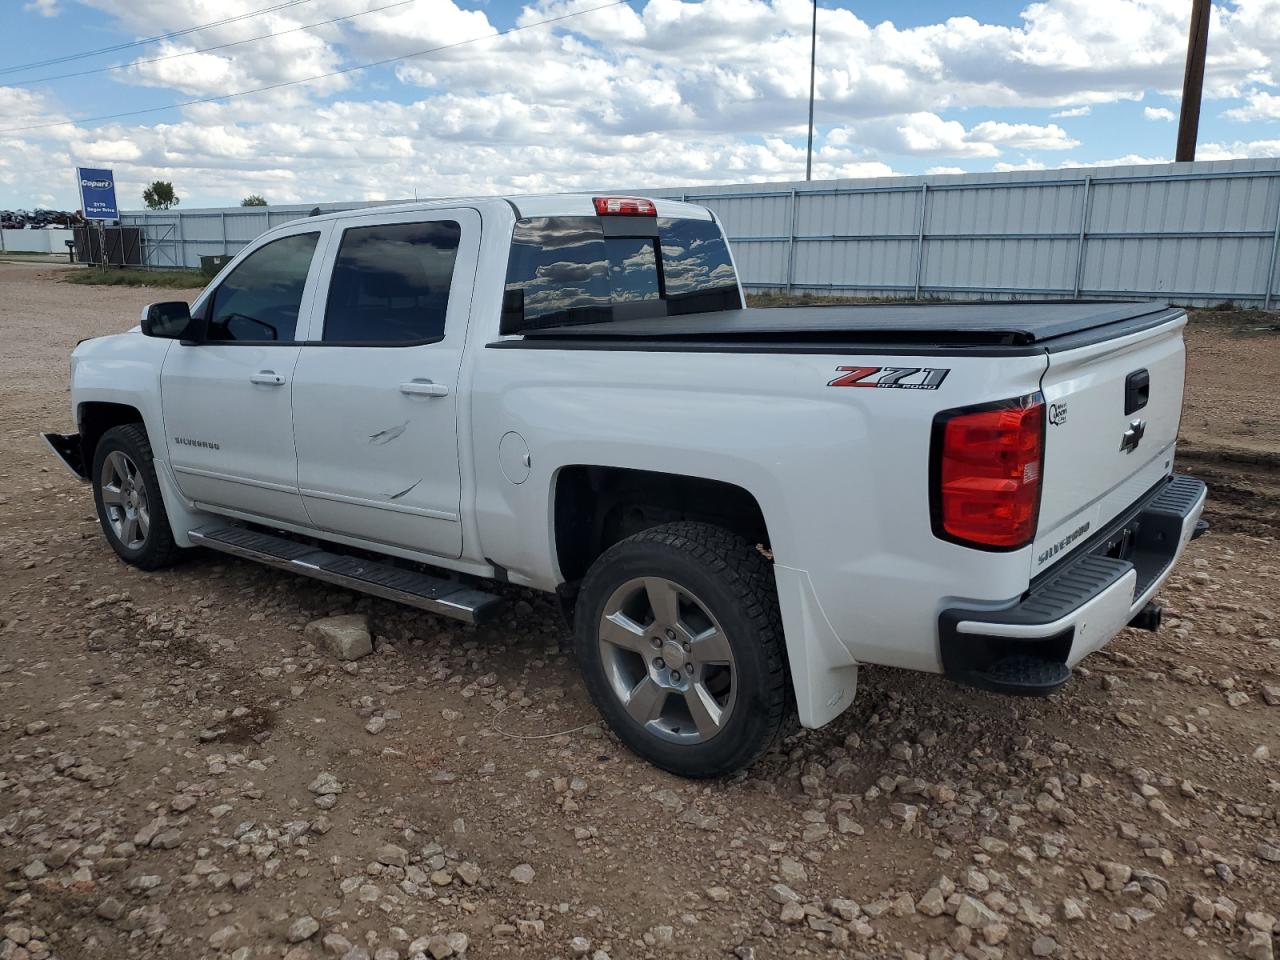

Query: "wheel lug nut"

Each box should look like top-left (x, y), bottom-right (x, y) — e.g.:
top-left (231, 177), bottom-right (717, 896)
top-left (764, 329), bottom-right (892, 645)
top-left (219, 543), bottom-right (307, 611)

top-left (665, 628), bottom-right (676, 640)
top-left (654, 657), bottom-right (665, 669)
top-left (682, 641), bottom-right (690, 651)
top-left (671, 671), bottom-right (681, 682)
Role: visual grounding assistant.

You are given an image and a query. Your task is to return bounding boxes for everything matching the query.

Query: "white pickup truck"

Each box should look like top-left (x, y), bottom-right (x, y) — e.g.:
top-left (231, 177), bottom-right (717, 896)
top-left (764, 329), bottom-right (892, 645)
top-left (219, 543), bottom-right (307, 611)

top-left (46, 194), bottom-right (1207, 777)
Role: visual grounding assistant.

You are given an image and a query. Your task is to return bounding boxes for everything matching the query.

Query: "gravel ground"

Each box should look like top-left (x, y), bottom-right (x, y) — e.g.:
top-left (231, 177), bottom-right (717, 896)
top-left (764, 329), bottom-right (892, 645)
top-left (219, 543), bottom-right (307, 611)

top-left (1, 262), bottom-right (1279, 960)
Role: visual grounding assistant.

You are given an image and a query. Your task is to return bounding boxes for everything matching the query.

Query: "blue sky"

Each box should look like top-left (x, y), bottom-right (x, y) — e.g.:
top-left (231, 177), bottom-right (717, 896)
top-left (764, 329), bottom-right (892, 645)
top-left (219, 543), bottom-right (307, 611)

top-left (2, 0), bottom-right (1277, 210)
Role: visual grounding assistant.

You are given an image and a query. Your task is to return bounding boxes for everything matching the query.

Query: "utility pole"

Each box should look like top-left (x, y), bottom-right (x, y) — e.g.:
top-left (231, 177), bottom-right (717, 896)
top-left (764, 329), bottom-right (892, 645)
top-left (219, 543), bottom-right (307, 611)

top-left (1176, 0), bottom-right (1211, 162)
top-left (805, 0), bottom-right (817, 181)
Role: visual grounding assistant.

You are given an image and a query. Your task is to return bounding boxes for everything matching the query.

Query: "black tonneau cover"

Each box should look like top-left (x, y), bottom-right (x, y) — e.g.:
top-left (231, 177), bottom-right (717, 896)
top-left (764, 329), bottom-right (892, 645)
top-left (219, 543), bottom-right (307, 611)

top-left (518, 300), bottom-right (1180, 350)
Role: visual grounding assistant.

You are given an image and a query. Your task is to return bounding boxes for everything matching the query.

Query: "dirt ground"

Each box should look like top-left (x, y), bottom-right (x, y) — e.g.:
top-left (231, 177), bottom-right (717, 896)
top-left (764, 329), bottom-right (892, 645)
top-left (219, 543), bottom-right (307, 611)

top-left (1, 261), bottom-right (1279, 960)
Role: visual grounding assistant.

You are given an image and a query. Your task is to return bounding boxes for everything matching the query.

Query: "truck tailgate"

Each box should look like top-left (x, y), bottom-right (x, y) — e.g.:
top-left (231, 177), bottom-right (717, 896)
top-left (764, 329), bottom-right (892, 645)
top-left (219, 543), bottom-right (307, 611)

top-left (1032, 312), bottom-right (1187, 576)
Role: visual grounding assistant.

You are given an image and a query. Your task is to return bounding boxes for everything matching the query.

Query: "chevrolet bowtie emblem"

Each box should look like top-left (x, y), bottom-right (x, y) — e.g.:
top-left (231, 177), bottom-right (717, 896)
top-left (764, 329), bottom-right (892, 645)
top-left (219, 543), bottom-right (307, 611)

top-left (1119, 419), bottom-right (1147, 454)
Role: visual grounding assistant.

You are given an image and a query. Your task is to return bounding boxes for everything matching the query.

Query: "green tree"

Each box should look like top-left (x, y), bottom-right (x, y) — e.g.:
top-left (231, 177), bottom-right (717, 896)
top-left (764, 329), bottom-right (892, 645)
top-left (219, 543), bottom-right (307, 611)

top-left (142, 181), bottom-right (179, 210)
top-left (241, 194), bottom-right (267, 207)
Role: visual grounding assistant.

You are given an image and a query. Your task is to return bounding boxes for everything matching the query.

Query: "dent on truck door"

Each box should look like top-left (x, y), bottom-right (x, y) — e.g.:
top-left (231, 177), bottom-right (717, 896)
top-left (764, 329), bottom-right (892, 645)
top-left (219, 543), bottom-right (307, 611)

top-left (289, 209), bottom-right (481, 559)
top-left (161, 229), bottom-right (325, 527)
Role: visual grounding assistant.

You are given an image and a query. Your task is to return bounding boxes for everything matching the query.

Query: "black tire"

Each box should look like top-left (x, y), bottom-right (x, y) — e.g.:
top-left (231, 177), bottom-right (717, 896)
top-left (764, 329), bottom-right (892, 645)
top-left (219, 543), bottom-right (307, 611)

top-left (91, 423), bottom-right (181, 570)
top-left (574, 521), bottom-right (790, 778)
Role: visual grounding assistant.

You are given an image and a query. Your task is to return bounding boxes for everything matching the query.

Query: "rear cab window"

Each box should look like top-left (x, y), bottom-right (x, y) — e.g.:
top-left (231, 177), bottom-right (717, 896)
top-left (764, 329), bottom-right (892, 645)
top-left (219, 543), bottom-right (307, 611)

top-left (501, 215), bottom-right (740, 334)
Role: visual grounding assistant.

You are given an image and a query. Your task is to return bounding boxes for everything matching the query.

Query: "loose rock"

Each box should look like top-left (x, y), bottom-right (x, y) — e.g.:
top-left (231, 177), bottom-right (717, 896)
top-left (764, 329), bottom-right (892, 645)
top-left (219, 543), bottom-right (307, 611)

top-left (305, 614), bottom-right (373, 661)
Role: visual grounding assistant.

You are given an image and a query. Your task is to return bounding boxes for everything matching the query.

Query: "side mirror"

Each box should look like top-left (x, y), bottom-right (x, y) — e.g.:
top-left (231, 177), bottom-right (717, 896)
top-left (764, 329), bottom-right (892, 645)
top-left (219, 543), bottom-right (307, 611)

top-left (140, 301), bottom-right (192, 339)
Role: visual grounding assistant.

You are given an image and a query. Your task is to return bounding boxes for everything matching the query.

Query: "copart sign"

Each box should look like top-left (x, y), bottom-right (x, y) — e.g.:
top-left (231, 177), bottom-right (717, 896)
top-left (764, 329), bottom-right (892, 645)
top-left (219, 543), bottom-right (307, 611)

top-left (76, 167), bottom-right (118, 221)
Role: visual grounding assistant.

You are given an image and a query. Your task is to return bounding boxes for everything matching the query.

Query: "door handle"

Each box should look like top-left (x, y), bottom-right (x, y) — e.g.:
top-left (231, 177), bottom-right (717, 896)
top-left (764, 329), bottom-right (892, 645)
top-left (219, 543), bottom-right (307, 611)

top-left (250, 370), bottom-right (285, 386)
top-left (399, 379), bottom-right (449, 398)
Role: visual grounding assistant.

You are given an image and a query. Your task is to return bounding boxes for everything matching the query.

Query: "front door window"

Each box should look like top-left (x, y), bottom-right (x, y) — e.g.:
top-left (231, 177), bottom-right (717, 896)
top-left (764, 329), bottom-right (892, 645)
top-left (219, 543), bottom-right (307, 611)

top-left (206, 232), bottom-right (320, 343)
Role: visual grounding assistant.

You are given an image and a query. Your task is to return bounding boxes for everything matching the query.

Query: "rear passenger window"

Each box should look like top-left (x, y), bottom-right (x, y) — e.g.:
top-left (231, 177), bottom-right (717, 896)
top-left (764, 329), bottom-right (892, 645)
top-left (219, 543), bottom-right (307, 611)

top-left (207, 232), bottom-right (319, 342)
top-left (323, 221), bottom-right (461, 344)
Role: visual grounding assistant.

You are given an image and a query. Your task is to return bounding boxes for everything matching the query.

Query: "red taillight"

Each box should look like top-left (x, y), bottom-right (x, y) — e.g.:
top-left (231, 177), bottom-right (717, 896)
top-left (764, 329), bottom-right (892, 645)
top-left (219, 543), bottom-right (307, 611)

top-left (932, 395), bottom-right (1045, 550)
top-left (592, 196), bottom-right (657, 216)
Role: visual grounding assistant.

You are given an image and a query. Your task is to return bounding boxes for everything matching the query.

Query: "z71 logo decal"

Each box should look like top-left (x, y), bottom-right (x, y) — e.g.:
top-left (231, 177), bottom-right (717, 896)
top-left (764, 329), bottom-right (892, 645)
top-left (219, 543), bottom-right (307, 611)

top-left (827, 366), bottom-right (951, 390)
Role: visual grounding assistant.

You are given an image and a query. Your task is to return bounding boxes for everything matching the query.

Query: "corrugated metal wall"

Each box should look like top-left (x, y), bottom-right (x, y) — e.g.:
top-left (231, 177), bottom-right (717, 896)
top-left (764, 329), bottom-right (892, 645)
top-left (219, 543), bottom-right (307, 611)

top-left (119, 201), bottom-right (377, 270)
top-left (121, 158), bottom-right (1280, 307)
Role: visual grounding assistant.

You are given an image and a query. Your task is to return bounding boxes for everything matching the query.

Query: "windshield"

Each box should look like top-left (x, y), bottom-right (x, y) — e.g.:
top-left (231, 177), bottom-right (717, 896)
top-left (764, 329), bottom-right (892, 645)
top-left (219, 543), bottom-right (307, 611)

top-left (501, 215), bottom-right (741, 333)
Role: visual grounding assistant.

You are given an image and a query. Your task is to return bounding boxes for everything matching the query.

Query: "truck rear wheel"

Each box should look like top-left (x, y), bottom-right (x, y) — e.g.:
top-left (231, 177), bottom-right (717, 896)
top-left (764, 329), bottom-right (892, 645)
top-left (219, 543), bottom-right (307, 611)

top-left (91, 424), bottom-right (180, 570)
top-left (574, 522), bottom-right (790, 777)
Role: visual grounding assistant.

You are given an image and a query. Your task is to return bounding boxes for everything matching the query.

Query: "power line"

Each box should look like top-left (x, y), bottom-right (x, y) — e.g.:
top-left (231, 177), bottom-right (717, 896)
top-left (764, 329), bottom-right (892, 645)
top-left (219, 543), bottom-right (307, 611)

top-left (8, 0), bottom-right (416, 88)
top-left (0, 0), bottom-right (631, 136)
top-left (0, 0), bottom-right (320, 76)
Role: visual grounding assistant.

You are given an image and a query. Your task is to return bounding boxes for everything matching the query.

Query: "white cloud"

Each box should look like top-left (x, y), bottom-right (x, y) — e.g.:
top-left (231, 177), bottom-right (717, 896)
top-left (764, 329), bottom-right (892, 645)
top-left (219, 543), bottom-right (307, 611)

top-left (890, 113), bottom-right (999, 156)
top-left (1143, 106), bottom-right (1176, 121)
top-left (831, 114), bottom-right (1077, 158)
top-left (925, 166), bottom-right (966, 175)
top-left (968, 120), bottom-right (1079, 150)
top-left (1224, 89), bottom-right (1280, 120)
top-left (992, 159), bottom-right (1047, 172)
top-left (4, 0), bottom-right (1280, 209)
top-left (24, 0), bottom-right (59, 16)
top-left (0, 86), bottom-right (65, 128)
top-left (1046, 141), bottom-right (1280, 167)
top-left (1061, 153), bottom-right (1170, 167)
top-left (1197, 137), bottom-right (1280, 159)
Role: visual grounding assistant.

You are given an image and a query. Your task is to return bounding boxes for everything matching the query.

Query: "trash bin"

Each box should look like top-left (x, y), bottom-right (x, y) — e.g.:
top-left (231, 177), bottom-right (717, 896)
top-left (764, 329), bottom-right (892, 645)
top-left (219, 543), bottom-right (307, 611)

top-left (200, 254), bottom-right (233, 276)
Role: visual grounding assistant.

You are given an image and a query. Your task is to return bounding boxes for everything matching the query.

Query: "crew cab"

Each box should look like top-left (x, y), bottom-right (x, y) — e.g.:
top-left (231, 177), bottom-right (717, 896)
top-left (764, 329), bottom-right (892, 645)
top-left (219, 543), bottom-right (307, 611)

top-left (45, 194), bottom-right (1207, 777)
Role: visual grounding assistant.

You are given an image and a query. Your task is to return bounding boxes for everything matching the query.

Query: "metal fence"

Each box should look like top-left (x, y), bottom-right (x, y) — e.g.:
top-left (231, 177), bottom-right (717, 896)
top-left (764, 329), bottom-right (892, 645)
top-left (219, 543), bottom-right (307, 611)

top-left (0, 227), bottom-right (73, 254)
top-left (121, 157), bottom-right (1280, 307)
top-left (119, 201), bottom-right (377, 271)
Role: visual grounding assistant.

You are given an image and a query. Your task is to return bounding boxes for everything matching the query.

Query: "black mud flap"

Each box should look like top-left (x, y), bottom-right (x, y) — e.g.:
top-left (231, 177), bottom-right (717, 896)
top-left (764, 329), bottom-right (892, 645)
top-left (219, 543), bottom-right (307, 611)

top-left (42, 432), bottom-right (89, 481)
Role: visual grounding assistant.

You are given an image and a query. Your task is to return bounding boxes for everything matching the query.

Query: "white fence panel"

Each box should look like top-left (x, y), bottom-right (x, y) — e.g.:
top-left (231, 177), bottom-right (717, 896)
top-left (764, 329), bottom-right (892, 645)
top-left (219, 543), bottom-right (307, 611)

top-left (118, 158), bottom-right (1280, 307)
top-left (1, 228), bottom-right (73, 253)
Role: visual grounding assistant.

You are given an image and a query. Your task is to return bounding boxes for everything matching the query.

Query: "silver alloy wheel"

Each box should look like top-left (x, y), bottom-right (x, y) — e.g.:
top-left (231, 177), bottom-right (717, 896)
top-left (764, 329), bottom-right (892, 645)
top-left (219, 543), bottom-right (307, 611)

top-left (597, 576), bottom-right (737, 744)
top-left (99, 450), bottom-right (150, 550)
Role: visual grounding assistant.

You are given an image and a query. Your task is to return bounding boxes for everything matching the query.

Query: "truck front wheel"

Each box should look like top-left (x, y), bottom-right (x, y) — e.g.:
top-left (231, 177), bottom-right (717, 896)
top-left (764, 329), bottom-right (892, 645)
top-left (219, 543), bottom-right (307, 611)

top-left (574, 522), bottom-right (790, 777)
top-left (91, 424), bottom-right (180, 570)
